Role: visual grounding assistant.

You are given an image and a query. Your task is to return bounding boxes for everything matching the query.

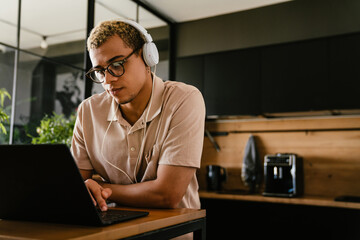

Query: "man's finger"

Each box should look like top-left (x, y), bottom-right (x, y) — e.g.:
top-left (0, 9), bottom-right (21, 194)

top-left (84, 179), bottom-right (97, 206)
top-left (85, 179), bottom-right (107, 210)
top-left (102, 188), bottom-right (112, 200)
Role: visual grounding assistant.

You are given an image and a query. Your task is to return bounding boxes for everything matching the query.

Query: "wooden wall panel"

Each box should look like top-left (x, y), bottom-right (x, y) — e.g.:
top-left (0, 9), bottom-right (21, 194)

top-left (198, 116), bottom-right (360, 198)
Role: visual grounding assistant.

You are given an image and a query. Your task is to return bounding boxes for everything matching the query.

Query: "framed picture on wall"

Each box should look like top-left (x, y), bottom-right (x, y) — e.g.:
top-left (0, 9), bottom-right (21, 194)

top-left (55, 71), bottom-right (84, 117)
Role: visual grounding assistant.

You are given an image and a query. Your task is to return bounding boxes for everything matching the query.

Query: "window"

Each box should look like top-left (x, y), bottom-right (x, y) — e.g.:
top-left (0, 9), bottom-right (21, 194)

top-left (0, 0), bottom-right (170, 144)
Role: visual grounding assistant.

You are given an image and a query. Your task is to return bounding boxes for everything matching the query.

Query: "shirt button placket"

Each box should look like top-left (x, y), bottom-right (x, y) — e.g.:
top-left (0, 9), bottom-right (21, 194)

top-left (127, 130), bottom-right (138, 159)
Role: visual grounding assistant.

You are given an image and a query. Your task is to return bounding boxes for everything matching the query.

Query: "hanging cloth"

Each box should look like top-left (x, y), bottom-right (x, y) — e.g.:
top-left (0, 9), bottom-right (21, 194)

top-left (241, 134), bottom-right (261, 193)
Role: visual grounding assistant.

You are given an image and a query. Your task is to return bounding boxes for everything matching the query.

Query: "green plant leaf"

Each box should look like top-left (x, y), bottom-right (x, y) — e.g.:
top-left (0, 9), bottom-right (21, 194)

top-left (0, 123), bottom-right (6, 134)
top-left (0, 88), bottom-right (11, 107)
top-left (30, 112), bottom-right (76, 148)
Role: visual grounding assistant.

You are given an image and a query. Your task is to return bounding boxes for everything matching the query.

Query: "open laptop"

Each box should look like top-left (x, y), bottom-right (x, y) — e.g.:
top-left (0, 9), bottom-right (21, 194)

top-left (0, 144), bottom-right (149, 226)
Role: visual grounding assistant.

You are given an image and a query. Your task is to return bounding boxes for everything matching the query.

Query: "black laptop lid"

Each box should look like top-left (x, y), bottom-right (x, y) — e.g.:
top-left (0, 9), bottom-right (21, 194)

top-left (0, 144), bottom-right (102, 225)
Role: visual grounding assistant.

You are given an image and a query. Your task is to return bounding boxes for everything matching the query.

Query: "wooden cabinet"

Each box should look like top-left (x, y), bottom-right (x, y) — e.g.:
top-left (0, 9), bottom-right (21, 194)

top-left (176, 32), bottom-right (360, 116)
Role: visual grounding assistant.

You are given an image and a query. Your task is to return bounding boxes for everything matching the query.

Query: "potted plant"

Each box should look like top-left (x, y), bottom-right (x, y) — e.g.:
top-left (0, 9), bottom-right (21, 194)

top-left (30, 112), bottom-right (76, 148)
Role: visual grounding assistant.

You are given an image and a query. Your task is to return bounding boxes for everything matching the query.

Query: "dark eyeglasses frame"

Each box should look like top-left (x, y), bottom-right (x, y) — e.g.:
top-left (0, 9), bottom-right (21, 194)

top-left (85, 48), bottom-right (139, 84)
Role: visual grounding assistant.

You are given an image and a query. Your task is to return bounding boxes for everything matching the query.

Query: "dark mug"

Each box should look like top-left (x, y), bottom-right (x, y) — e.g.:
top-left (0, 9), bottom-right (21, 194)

top-left (206, 165), bottom-right (227, 191)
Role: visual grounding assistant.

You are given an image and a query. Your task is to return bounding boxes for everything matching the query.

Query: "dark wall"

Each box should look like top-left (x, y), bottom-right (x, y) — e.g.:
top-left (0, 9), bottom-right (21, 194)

top-left (176, 32), bottom-right (360, 116)
top-left (177, 0), bottom-right (360, 58)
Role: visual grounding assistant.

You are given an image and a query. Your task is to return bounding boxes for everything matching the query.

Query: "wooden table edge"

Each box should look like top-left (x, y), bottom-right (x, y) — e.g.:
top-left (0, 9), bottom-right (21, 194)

top-left (71, 208), bottom-right (206, 240)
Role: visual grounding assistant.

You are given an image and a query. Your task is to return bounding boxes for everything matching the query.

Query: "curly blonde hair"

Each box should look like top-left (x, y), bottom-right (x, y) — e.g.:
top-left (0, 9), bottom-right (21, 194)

top-left (87, 19), bottom-right (145, 54)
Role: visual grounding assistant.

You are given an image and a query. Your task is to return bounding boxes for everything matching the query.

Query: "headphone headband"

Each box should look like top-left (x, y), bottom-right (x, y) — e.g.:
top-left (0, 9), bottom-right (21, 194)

top-left (121, 19), bottom-right (153, 43)
top-left (119, 19), bottom-right (159, 67)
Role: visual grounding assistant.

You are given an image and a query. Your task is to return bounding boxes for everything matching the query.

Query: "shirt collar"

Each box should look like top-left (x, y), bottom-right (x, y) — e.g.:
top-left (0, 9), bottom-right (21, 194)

top-left (106, 75), bottom-right (164, 126)
top-left (145, 75), bottom-right (164, 123)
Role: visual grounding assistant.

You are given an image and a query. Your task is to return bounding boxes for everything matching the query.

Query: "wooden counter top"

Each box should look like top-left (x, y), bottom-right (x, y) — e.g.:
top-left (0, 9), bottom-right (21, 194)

top-left (199, 191), bottom-right (360, 210)
top-left (0, 207), bottom-right (206, 240)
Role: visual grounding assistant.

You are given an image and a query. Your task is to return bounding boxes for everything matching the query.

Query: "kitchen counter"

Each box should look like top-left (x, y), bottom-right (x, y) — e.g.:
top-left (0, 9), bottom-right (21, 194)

top-left (199, 191), bottom-right (360, 210)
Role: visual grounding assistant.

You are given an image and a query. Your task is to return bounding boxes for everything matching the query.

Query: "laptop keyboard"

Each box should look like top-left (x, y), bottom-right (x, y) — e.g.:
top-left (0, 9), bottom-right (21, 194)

top-left (96, 208), bottom-right (149, 225)
top-left (98, 209), bottom-right (128, 222)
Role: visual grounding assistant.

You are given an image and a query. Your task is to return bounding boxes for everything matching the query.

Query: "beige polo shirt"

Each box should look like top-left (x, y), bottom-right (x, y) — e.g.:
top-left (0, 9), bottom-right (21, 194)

top-left (71, 76), bottom-right (205, 209)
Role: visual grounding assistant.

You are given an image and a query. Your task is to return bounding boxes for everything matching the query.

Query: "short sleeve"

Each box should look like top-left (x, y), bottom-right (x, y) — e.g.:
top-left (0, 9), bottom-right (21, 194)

top-left (158, 88), bottom-right (206, 168)
top-left (71, 101), bottom-right (94, 170)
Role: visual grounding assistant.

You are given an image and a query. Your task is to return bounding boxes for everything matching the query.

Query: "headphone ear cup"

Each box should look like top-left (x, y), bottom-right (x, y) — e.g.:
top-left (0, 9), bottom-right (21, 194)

top-left (142, 42), bottom-right (159, 67)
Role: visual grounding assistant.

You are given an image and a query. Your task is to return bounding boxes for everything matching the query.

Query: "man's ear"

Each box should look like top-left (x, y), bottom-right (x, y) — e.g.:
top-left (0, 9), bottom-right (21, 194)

top-left (137, 48), bottom-right (148, 67)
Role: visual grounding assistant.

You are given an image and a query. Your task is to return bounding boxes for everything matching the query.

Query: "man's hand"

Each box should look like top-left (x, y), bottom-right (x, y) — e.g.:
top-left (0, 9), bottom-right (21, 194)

top-left (80, 166), bottom-right (195, 209)
top-left (101, 165), bottom-right (196, 208)
top-left (84, 179), bottom-right (112, 211)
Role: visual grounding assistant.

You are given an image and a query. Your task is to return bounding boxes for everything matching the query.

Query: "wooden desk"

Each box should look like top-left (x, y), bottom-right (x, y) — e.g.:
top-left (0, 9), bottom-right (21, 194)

top-left (0, 207), bottom-right (206, 240)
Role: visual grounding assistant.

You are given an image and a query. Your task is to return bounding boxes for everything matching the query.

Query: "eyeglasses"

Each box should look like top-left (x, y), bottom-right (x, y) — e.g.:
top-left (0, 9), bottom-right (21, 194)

top-left (86, 49), bottom-right (138, 84)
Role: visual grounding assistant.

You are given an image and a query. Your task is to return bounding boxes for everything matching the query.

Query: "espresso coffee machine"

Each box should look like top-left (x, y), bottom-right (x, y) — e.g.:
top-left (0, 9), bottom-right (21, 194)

top-left (263, 153), bottom-right (302, 197)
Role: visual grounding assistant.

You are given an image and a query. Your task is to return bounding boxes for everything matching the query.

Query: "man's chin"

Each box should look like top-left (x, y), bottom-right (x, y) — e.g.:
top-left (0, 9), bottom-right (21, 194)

top-left (113, 96), bottom-right (135, 105)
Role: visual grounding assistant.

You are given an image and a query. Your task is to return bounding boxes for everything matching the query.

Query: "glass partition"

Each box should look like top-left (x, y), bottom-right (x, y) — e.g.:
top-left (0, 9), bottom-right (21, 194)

top-left (0, 0), bottom-right (18, 48)
top-left (10, 51), bottom-right (84, 144)
top-left (20, 0), bottom-right (87, 66)
top-left (0, 0), bottom-right (171, 144)
top-left (0, 45), bottom-right (15, 144)
top-left (95, 0), bottom-right (138, 23)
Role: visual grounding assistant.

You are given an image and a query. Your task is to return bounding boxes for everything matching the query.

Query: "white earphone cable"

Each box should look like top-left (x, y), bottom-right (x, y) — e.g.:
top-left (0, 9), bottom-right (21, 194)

top-left (101, 102), bottom-right (134, 183)
top-left (133, 65), bottom-right (157, 183)
top-left (101, 66), bottom-right (157, 184)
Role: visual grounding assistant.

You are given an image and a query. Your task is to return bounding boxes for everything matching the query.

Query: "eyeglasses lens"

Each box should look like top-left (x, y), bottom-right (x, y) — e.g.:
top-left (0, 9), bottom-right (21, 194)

top-left (88, 62), bottom-right (125, 83)
top-left (108, 62), bottom-right (124, 77)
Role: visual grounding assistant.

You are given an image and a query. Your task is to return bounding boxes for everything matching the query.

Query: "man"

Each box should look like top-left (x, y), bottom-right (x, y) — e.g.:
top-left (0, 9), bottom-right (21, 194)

top-left (71, 19), bottom-right (205, 213)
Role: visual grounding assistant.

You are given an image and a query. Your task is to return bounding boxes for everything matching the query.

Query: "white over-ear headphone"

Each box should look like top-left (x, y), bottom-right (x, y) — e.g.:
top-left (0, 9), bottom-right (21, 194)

top-left (120, 19), bottom-right (159, 67)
